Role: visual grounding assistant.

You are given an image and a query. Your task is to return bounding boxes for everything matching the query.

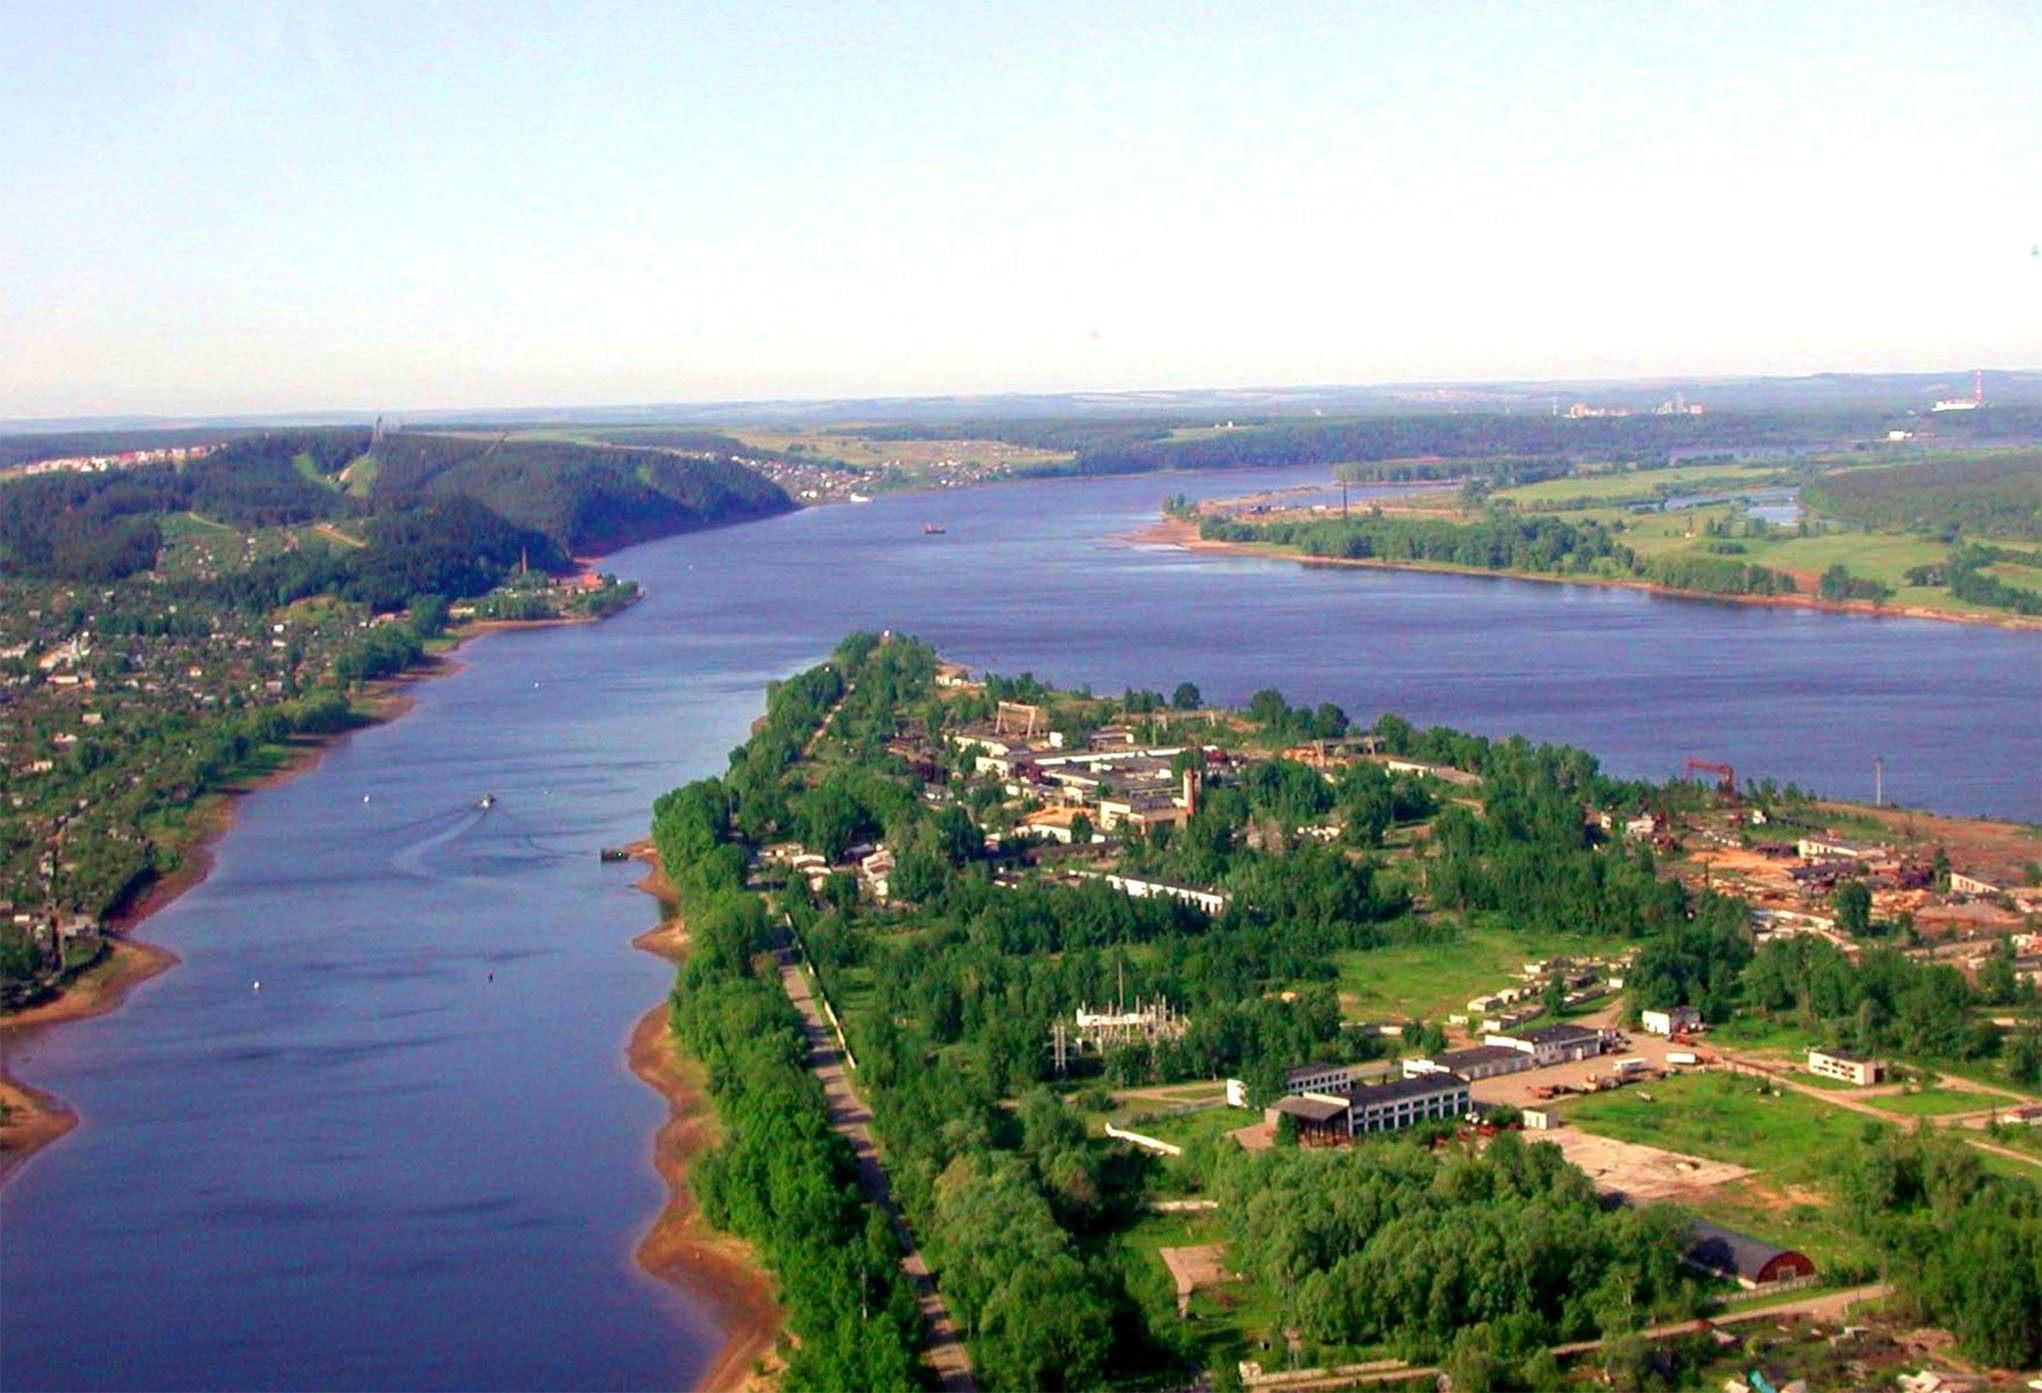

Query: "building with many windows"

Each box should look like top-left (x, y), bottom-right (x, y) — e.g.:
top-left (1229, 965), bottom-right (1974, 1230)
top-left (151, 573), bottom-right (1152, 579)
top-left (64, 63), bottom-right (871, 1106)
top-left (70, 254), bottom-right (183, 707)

top-left (1263, 1072), bottom-right (1472, 1142)
top-left (1807, 1047), bottom-right (1883, 1086)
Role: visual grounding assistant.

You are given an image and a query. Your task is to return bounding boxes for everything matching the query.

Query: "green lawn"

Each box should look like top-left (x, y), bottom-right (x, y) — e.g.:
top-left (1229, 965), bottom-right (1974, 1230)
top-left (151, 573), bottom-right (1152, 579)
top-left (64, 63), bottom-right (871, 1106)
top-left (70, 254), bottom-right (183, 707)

top-left (1562, 1071), bottom-right (1890, 1181)
top-left (1333, 922), bottom-right (1611, 1026)
top-left (1870, 1088), bottom-right (2003, 1118)
top-left (1106, 1104), bottom-right (1249, 1153)
top-left (1498, 462), bottom-right (1786, 508)
top-left (1585, 503), bottom-right (2023, 620)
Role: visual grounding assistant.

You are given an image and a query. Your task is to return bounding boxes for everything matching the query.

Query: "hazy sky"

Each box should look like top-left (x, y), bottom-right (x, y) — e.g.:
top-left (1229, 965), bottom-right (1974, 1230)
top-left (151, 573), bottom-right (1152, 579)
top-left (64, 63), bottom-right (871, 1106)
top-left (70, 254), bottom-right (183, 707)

top-left (3, 1), bottom-right (2038, 419)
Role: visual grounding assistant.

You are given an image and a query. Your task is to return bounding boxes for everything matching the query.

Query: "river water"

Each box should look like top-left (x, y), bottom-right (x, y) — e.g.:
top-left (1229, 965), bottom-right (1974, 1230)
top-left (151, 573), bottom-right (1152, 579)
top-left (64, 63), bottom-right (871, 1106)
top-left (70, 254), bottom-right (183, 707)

top-left (2, 464), bottom-right (2035, 1389)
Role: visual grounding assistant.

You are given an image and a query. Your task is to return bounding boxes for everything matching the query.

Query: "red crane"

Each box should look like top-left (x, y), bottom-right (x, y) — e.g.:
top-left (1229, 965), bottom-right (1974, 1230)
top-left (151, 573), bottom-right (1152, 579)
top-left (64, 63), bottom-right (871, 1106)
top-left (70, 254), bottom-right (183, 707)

top-left (1684, 758), bottom-right (1736, 797)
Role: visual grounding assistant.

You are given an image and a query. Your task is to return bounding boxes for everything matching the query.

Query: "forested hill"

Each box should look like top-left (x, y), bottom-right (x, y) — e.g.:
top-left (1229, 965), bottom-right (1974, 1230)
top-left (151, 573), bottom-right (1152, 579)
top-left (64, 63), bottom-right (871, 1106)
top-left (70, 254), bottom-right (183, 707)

top-left (359, 433), bottom-right (792, 554)
top-left (0, 428), bottom-right (793, 584)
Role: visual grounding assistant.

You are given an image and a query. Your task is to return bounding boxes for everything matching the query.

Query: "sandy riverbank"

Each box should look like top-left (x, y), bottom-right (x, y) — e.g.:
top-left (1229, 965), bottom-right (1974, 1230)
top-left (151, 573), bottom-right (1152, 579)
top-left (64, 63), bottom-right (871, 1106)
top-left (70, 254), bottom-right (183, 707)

top-left (628, 851), bottom-right (785, 1393)
top-left (1130, 517), bottom-right (2042, 631)
top-left (0, 936), bottom-right (180, 1180)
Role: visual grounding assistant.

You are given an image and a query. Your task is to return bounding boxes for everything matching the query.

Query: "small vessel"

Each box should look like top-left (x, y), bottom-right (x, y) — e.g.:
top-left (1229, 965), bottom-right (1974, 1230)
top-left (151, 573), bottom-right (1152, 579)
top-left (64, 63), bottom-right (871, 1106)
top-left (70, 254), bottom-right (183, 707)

top-left (923, 523), bottom-right (946, 535)
top-left (599, 847), bottom-right (630, 863)
top-left (847, 492), bottom-right (873, 504)
top-left (477, 793), bottom-right (497, 810)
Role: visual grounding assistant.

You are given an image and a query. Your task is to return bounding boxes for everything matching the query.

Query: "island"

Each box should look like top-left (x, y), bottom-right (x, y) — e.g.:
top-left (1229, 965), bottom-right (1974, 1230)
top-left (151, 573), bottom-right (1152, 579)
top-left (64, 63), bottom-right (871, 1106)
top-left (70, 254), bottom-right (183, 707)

top-left (648, 632), bottom-right (2042, 1390)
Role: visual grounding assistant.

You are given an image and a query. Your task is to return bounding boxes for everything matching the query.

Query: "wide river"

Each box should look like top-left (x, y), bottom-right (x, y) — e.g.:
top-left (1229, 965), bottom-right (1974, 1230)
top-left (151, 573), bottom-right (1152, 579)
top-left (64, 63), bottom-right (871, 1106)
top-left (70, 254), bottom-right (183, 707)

top-left (2, 464), bottom-right (2036, 1389)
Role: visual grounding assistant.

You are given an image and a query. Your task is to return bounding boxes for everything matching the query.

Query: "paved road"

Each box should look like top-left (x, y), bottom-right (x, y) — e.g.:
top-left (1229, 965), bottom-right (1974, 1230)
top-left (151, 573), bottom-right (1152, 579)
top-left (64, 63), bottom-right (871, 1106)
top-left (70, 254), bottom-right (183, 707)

top-left (778, 952), bottom-right (977, 1393)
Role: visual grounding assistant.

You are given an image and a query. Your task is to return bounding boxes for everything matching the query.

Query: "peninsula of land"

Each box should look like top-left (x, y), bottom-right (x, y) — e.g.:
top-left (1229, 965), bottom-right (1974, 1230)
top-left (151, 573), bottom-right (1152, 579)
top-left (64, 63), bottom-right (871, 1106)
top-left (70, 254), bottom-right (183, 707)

top-left (645, 631), bottom-right (2041, 1389)
top-left (1135, 515), bottom-right (2042, 631)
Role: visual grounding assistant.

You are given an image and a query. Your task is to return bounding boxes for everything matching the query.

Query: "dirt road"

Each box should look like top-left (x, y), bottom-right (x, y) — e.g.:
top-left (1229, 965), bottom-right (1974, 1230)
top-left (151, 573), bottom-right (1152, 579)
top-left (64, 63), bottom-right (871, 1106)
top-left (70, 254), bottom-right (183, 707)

top-left (778, 953), bottom-right (976, 1392)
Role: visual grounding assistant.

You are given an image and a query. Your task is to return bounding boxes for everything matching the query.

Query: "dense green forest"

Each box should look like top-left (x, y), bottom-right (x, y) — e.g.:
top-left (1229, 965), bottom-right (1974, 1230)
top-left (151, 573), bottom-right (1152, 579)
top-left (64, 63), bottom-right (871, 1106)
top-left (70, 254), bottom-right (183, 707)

top-left (0, 431), bottom-right (367, 579)
top-left (0, 429), bottom-right (791, 585)
top-left (1804, 453), bottom-right (2042, 542)
top-left (1216, 1137), bottom-right (1700, 1366)
top-left (362, 433), bottom-right (790, 553)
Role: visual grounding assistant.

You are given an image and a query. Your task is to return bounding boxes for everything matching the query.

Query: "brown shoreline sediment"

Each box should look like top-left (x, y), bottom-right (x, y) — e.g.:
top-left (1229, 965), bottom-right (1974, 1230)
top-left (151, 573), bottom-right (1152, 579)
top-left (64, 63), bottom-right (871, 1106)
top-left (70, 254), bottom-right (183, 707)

top-left (627, 852), bottom-right (786, 1393)
top-left (0, 937), bottom-right (180, 1179)
top-left (1127, 516), bottom-right (2042, 632)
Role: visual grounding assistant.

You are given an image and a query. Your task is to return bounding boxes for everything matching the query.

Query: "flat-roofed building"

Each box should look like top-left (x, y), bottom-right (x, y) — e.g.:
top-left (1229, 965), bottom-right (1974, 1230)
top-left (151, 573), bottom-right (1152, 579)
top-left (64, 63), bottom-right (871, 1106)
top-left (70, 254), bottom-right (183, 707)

top-left (1284, 1062), bottom-right (1357, 1096)
top-left (1404, 1045), bottom-right (1531, 1083)
top-left (1807, 1047), bottom-right (1883, 1086)
top-left (1264, 1092), bottom-right (1351, 1146)
top-left (1641, 1005), bottom-right (1702, 1036)
top-left (1797, 836), bottom-right (1887, 864)
top-left (1344, 1072), bottom-right (1471, 1135)
top-left (1485, 1022), bottom-right (1610, 1067)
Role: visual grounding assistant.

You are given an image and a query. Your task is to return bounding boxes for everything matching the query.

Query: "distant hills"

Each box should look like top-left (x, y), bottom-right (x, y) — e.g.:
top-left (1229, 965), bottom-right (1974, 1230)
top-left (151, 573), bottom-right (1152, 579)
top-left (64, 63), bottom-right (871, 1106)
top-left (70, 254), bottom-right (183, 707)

top-left (7, 368), bottom-right (2041, 436)
top-left (0, 428), bottom-right (793, 585)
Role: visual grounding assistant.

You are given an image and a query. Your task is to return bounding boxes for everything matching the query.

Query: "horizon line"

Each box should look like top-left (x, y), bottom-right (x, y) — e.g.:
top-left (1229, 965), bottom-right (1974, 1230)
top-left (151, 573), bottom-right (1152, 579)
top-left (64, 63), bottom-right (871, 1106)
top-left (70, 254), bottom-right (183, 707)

top-left (6, 364), bottom-right (2037, 434)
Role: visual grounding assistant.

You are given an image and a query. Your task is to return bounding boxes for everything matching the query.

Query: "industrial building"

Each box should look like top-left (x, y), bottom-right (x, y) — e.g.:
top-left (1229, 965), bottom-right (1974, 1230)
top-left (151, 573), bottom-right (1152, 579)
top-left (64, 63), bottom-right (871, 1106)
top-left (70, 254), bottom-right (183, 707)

top-left (1641, 1005), bottom-right (1701, 1037)
top-left (1807, 1047), bottom-right (1883, 1087)
top-left (1485, 1022), bottom-right (1611, 1067)
top-left (1403, 1045), bottom-right (1532, 1082)
top-left (1283, 1062), bottom-right (1360, 1096)
top-left (1683, 1221), bottom-right (1817, 1289)
top-left (1262, 1072), bottom-right (1472, 1142)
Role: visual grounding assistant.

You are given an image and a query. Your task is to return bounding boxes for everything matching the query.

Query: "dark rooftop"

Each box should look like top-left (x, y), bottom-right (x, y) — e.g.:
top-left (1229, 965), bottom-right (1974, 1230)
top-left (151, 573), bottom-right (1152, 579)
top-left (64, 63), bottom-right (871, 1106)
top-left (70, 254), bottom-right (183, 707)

top-left (1284, 1061), bottom-right (1347, 1083)
top-left (1516, 1023), bottom-right (1600, 1046)
top-left (1347, 1072), bottom-right (1469, 1107)
top-left (1433, 1045), bottom-right (1525, 1069)
top-left (1683, 1221), bottom-right (1807, 1281)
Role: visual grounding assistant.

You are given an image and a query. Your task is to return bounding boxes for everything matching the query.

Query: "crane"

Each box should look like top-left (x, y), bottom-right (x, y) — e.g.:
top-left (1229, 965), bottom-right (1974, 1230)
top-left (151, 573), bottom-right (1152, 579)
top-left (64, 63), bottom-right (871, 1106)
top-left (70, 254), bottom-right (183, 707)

top-left (1683, 758), bottom-right (1736, 798)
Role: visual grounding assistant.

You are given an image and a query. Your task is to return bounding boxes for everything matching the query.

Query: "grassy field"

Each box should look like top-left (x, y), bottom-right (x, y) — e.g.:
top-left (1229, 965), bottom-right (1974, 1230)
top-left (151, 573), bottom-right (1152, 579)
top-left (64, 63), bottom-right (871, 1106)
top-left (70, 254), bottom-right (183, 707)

top-left (1498, 462), bottom-right (1787, 508)
top-left (1562, 1071), bottom-right (1889, 1179)
top-left (1871, 1087), bottom-right (2007, 1118)
top-left (1681, 1178), bottom-right (1880, 1273)
top-left (1483, 453), bottom-right (2042, 621)
top-left (1333, 922), bottom-right (1611, 1025)
top-left (1105, 1103), bottom-right (1246, 1152)
top-left (1562, 1072), bottom-right (1892, 1272)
